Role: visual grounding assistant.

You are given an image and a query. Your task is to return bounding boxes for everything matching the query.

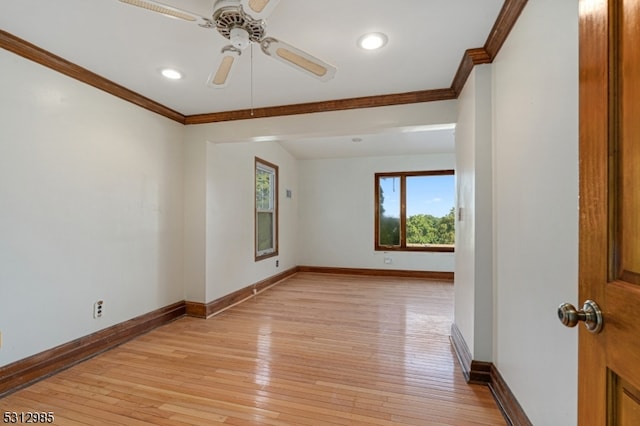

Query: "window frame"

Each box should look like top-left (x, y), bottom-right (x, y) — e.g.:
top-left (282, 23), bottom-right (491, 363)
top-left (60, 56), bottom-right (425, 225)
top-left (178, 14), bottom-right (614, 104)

top-left (255, 157), bottom-right (279, 261)
top-left (374, 169), bottom-right (455, 253)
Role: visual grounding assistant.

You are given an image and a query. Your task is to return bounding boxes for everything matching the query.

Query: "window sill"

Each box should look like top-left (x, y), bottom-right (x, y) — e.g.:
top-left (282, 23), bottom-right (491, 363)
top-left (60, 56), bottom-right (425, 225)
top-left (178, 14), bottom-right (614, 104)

top-left (255, 251), bottom-right (279, 262)
top-left (375, 246), bottom-right (455, 253)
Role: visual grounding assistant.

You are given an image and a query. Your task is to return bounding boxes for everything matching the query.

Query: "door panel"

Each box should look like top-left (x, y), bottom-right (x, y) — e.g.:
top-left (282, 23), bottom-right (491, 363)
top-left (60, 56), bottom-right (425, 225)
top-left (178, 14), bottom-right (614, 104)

top-left (619, 0), bottom-right (640, 284)
top-left (608, 0), bottom-right (640, 394)
top-left (609, 372), bottom-right (640, 425)
top-left (579, 0), bottom-right (640, 423)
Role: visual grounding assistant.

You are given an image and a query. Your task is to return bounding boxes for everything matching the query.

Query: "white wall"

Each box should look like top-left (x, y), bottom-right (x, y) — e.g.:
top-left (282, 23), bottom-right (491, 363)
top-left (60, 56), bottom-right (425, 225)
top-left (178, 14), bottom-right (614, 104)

top-left (182, 101), bottom-right (459, 302)
top-left (183, 139), bottom-right (207, 302)
top-left (297, 154), bottom-right (455, 271)
top-left (0, 50), bottom-right (185, 366)
top-left (492, 0), bottom-right (579, 424)
top-left (454, 65), bottom-right (493, 361)
top-left (205, 141), bottom-right (298, 301)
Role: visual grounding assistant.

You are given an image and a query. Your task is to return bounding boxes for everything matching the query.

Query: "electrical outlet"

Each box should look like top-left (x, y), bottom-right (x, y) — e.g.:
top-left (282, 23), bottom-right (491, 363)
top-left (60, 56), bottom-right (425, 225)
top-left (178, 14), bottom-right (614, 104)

top-left (93, 300), bottom-right (104, 318)
top-left (384, 256), bottom-right (393, 264)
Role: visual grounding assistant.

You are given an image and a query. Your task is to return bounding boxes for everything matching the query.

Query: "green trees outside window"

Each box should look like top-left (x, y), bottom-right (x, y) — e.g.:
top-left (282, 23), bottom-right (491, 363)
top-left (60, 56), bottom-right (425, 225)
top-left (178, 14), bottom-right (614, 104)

top-left (375, 170), bottom-right (455, 252)
top-left (405, 207), bottom-right (455, 246)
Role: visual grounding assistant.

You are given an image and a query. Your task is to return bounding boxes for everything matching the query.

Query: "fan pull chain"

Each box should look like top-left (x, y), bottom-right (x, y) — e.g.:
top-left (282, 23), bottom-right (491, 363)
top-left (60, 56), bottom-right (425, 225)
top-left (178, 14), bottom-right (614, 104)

top-left (250, 43), bottom-right (254, 116)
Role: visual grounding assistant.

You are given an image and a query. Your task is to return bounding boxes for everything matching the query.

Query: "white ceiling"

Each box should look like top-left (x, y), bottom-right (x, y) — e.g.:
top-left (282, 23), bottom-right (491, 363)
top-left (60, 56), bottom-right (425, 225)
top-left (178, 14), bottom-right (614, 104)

top-left (0, 0), bottom-right (503, 158)
top-left (278, 124), bottom-right (456, 160)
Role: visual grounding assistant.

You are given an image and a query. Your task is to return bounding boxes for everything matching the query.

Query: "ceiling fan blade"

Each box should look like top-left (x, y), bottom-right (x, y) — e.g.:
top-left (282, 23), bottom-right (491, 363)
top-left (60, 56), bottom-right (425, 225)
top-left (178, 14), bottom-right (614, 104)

top-left (207, 46), bottom-right (241, 89)
top-left (261, 37), bottom-right (336, 82)
top-left (117, 0), bottom-right (210, 25)
top-left (240, 0), bottom-right (280, 19)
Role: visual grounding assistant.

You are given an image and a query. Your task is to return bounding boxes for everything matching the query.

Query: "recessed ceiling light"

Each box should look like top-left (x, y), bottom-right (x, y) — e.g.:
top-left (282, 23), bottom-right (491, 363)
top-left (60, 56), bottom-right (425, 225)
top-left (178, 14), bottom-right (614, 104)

top-left (352, 137), bottom-right (363, 143)
top-left (161, 68), bottom-right (183, 80)
top-left (357, 32), bottom-right (388, 50)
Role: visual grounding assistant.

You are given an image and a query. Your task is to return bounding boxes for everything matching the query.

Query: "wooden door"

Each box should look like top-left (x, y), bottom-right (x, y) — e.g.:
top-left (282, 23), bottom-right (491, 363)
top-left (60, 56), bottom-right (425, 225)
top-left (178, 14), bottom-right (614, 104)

top-left (579, 0), bottom-right (640, 423)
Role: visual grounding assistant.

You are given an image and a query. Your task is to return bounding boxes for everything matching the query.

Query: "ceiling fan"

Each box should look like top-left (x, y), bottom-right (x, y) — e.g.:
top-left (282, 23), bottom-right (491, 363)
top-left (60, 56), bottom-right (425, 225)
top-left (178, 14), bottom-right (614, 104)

top-left (117, 0), bottom-right (337, 88)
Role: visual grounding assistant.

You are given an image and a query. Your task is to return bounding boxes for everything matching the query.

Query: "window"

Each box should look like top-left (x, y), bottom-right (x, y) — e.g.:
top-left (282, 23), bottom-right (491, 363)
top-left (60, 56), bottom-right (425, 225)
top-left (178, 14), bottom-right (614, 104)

top-left (375, 170), bottom-right (455, 252)
top-left (255, 158), bottom-right (278, 260)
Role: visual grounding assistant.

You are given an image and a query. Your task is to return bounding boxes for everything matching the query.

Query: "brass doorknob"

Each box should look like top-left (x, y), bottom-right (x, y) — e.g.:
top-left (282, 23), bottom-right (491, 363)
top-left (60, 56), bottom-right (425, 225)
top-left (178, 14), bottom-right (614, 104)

top-left (557, 300), bottom-right (603, 334)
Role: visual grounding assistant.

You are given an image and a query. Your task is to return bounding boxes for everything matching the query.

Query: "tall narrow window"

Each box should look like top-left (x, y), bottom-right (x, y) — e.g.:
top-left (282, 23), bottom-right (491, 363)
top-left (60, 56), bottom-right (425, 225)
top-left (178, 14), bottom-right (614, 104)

top-left (375, 170), bottom-right (455, 252)
top-left (255, 158), bottom-right (278, 260)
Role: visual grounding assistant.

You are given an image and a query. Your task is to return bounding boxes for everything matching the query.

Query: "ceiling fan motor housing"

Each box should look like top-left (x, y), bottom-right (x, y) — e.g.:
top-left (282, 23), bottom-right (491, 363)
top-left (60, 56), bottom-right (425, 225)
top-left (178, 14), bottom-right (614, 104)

top-left (213, 1), bottom-right (266, 48)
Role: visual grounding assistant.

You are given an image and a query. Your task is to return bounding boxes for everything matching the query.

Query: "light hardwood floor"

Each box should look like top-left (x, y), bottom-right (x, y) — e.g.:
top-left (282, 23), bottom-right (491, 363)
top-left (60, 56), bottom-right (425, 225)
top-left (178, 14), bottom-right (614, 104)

top-left (0, 273), bottom-right (505, 425)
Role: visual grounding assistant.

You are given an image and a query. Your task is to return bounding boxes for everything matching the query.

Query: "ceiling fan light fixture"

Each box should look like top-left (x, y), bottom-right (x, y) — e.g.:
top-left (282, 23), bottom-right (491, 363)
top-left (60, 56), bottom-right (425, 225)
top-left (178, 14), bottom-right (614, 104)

top-left (160, 68), bottom-right (183, 80)
top-left (358, 32), bottom-right (388, 50)
top-left (229, 27), bottom-right (251, 50)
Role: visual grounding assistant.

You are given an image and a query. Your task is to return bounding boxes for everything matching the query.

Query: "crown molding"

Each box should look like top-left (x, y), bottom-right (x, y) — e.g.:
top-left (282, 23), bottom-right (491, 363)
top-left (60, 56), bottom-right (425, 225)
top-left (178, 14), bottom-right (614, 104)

top-left (485, 0), bottom-right (528, 59)
top-left (0, 0), bottom-right (527, 124)
top-left (451, 48), bottom-right (493, 97)
top-left (184, 88), bottom-right (456, 124)
top-left (0, 30), bottom-right (186, 124)
top-left (450, 0), bottom-right (528, 96)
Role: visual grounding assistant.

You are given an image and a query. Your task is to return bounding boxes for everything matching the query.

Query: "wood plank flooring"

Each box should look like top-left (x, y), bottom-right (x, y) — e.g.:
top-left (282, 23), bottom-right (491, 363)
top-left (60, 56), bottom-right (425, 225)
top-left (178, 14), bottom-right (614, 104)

top-left (0, 273), bottom-right (505, 425)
